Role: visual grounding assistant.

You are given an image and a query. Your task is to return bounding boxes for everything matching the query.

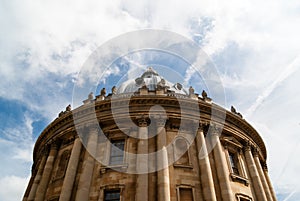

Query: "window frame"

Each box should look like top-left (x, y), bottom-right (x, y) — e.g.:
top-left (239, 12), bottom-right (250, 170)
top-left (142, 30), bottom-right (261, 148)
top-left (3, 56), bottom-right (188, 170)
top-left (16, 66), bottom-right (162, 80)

top-left (173, 137), bottom-right (193, 168)
top-left (228, 151), bottom-right (241, 176)
top-left (104, 189), bottom-right (121, 201)
top-left (236, 193), bottom-right (252, 201)
top-left (109, 139), bottom-right (125, 166)
top-left (222, 137), bottom-right (249, 186)
top-left (99, 184), bottom-right (125, 201)
top-left (100, 134), bottom-right (128, 174)
top-left (54, 149), bottom-right (71, 180)
top-left (176, 184), bottom-right (195, 201)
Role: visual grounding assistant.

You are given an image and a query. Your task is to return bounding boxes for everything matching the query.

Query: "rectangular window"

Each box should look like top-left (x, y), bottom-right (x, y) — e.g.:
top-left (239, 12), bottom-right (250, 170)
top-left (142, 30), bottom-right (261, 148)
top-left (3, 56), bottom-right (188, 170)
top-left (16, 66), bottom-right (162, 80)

top-left (240, 198), bottom-right (250, 201)
top-left (104, 190), bottom-right (120, 201)
top-left (174, 138), bottom-right (190, 166)
top-left (110, 140), bottom-right (125, 165)
top-left (229, 152), bottom-right (240, 175)
top-left (179, 188), bottom-right (193, 201)
top-left (236, 193), bottom-right (252, 201)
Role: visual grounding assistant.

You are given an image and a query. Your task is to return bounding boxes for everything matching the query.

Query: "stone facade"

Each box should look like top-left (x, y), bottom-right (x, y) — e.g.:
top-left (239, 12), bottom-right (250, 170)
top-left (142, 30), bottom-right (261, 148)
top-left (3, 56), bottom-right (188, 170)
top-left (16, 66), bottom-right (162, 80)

top-left (23, 68), bottom-right (277, 201)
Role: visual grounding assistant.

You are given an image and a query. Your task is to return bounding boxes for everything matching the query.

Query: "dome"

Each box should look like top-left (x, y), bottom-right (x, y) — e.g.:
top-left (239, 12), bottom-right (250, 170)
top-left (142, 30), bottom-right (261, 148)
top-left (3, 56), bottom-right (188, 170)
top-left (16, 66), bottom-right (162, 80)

top-left (117, 67), bottom-right (188, 95)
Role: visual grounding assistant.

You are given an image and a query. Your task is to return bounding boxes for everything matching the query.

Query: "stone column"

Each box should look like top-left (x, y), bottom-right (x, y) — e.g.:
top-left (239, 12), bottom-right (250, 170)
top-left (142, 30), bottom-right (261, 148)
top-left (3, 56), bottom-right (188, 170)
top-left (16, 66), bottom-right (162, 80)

top-left (23, 175), bottom-right (34, 201)
top-left (35, 142), bottom-right (59, 201)
top-left (210, 126), bottom-right (234, 201)
top-left (263, 163), bottom-right (278, 201)
top-left (253, 149), bottom-right (273, 201)
top-left (27, 151), bottom-right (47, 201)
top-left (59, 137), bottom-right (82, 201)
top-left (75, 126), bottom-right (98, 201)
top-left (156, 118), bottom-right (170, 201)
top-left (244, 143), bottom-right (267, 201)
top-left (195, 126), bottom-right (217, 201)
top-left (136, 117), bottom-right (149, 201)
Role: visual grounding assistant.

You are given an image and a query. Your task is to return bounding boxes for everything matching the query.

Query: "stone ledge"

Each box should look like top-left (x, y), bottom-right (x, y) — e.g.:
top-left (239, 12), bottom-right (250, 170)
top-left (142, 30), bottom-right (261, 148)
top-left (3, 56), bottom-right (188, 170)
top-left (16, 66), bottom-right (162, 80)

top-left (100, 163), bottom-right (129, 174)
top-left (230, 173), bottom-right (249, 186)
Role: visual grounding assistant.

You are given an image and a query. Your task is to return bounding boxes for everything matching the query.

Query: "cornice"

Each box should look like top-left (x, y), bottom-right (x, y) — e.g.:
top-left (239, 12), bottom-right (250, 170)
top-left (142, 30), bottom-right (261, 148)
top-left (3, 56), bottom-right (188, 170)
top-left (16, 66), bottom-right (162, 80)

top-left (33, 95), bottom-right (267, 162)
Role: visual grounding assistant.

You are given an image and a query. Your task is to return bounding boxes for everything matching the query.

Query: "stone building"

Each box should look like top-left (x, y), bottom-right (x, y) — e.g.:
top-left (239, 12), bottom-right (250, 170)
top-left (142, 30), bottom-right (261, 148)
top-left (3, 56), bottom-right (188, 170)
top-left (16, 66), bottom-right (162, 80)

top-left (23, 68), bottom-right (277, 201)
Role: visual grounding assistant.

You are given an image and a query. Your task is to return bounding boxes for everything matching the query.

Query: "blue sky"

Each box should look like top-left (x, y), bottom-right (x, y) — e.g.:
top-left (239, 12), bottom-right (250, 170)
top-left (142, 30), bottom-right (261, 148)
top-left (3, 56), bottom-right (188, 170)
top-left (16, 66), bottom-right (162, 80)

top-left (0, 0), bottom-right (300, 200)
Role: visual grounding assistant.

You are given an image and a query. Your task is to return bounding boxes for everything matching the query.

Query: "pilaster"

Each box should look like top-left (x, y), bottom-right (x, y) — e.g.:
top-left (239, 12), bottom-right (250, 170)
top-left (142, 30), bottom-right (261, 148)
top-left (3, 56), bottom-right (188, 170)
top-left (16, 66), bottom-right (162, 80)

top-left (35, 141), bottom-right (59, 201)
top-left (155, 117), bottom-right (171, 201)
top-left (136, 116), bottom-right (149, 201)
top-left (196, 124), bottom-right (217, 201)
top-left (210, 124), bottom-right (234, 201)
top-left (263, 163), bottom-right (278, 201)
top-left (27, 149), bottom-right (48, 201)
top-left (59, 137), bottom-right (82, 201)
top-left (253, 148), bottom-right (273, 201)
top-left (243, 142), bottom-right (267, 201)
top-left (75, 125), bottom-right (99, 201)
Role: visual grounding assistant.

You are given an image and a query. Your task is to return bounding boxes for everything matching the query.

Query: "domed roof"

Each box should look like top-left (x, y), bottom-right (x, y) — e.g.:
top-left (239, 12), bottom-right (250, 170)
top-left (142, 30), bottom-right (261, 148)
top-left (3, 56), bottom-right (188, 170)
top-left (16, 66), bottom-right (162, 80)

top-left (117, 67), bottom-right (188, 95)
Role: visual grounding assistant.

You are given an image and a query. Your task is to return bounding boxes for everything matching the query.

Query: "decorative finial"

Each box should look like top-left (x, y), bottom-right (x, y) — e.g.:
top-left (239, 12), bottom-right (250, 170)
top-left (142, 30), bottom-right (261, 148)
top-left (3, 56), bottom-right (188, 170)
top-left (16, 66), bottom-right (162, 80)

top-left (202, 90), bottom-right (208, 98)
top-left (66, 104), bottom-right (71, 112)
top-left (231, 105), bottom-right (243, 118)
top-left (189, 86), bottom-right (195, 95)
top-left (112, 86), bottom-right (117, 94)
top-left (100, 88), bottom-right (106, 96)
top-left (231, 106), bottom-right (237, 113)
top-left (88, 92), bottom-right (94, 100)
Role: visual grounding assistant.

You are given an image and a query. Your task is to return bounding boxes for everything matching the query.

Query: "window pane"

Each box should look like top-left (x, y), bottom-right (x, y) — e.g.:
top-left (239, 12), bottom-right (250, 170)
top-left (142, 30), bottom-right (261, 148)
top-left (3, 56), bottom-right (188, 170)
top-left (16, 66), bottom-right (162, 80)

top-left (179, 188), bottom-right (193, 201)
top-left (175, 139), bottom-right (189, 165)
top-left (104, 190), bottom-right (120, 201)
top-left (229, 152), bottom-right (240, 175)
top-left (55, 150), bottom-right (70, 178)
top-left (110, 140), bottom-right (124, 165)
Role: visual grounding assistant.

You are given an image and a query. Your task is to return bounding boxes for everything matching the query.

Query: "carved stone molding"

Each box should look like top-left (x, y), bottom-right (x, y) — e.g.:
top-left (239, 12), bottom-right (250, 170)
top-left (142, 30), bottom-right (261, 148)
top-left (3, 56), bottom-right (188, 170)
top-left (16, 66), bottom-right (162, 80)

top-left (252, 147), bottom-right (259, 157)
top-left (45, 138), bottom-right (60, 151)
top-left (180, 120), bottom-right (199, 134)
top-left (243, 141), bottom-right (252, 152)
top-left (262, 162), bottom-right (268, 172)
top-left (209, 123), bottom-right (223, 136)
top-left (154, 116), bottom-right (167, 128)
top-left (136, 115), bottom-right (149, 127)
top-left (84, 122), bottom-right (100, 131)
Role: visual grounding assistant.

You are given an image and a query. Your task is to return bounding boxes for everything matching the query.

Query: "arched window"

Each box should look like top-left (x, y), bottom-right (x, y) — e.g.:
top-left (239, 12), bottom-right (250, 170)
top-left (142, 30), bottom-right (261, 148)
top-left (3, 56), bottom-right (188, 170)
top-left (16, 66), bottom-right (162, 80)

top-left (174, 138), bottom-right (190, 166)
top-left (55, 150), bottom-right (70, 179)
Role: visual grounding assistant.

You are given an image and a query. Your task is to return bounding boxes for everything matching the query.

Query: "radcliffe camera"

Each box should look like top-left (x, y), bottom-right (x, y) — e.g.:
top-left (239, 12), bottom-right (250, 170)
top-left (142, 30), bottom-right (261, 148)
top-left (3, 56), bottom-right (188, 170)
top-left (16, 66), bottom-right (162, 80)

top-left (1, 1), bottom-right (299, 201)
top-left (23, 61), bottom-right (277, 200)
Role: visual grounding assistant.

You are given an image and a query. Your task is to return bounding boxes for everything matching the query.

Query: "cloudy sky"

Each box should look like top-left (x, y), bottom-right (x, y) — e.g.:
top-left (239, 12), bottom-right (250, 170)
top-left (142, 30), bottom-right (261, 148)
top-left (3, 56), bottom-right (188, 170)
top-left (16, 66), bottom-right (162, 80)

top-left (0, 0), bottom-right (300, 200)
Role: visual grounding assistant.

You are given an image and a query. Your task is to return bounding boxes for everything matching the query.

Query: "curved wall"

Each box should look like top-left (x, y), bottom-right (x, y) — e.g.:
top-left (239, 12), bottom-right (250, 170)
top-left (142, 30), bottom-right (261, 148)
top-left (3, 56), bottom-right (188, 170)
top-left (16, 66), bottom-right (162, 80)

top-left (23, 90), bottom-right (277, 201)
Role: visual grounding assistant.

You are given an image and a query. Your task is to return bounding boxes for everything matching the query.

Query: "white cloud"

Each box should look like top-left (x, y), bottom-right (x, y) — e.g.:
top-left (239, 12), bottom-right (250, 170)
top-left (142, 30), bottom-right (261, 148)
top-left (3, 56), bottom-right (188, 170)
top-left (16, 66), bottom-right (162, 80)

top-left (246, 55), bottom-right (300, 116)
top-left (0, 0), bottom-right (145, 120)
top-left (0, 113), bottom-right (35, 179)
top-left (0, 175), bottom-right (29, 201)
top-left (1, 0), bottom-right (300, 200)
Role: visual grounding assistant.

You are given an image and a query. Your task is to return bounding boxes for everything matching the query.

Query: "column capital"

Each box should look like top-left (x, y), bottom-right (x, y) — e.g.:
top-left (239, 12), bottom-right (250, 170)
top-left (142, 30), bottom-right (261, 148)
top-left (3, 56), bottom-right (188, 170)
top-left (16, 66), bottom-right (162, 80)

top-left (189, 120), bottom-right (200, 133)
top-left (85, 123), bottom-right (100, 132)
top-left (209, 123), bottom-right (222, 136)
top-left (222, 141), bottom-right (229, 150)
top-left (47, 139), bottom-right (61, 150)
top-left (262, 162), bottom-right (268, 171)
top-left (74, 124), bottom-right (86, 133)
top-left (41, 146), bottom-right (48, 156)
top-left (198, 123), bottom-right (204, 132)
top-left (243, 141), bottom-right (252, 152)
top-left (253, 147), bottom-right (259, 157)
top-left (154, 116), bottom-right (167, 128)
top-left (136, 115), bottom-right (149, 127)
